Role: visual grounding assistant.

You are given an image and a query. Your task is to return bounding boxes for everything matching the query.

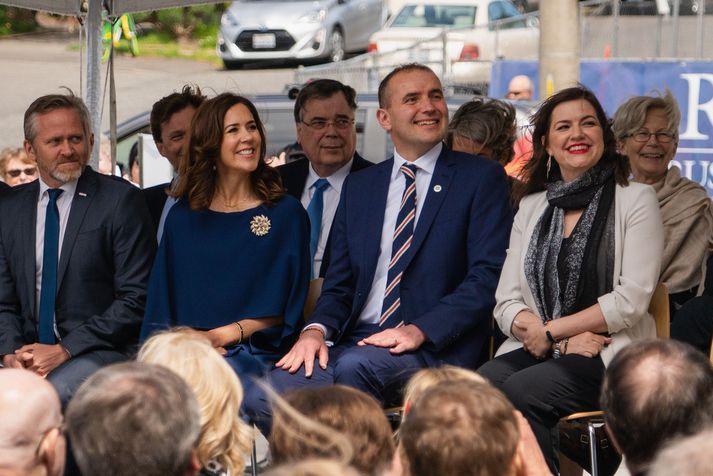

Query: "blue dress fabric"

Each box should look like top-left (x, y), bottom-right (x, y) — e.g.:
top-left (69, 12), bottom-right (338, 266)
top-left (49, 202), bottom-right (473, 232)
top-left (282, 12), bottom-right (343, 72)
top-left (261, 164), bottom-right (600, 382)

top-left (141, 195), bottom-right (310, 384)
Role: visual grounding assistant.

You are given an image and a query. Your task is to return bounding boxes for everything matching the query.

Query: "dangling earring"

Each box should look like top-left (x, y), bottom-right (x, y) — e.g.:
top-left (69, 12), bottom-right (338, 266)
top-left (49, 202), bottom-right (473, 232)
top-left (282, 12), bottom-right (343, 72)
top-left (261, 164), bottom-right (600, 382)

top-left (546, 155), bottom-right (552, 179)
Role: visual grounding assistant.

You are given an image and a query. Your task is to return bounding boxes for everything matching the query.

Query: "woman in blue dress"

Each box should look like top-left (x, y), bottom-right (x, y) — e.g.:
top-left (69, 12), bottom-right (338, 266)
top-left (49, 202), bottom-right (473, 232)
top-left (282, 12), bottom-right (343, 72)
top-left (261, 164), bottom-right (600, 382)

top-left (141, 93), bottom-right (310, 388)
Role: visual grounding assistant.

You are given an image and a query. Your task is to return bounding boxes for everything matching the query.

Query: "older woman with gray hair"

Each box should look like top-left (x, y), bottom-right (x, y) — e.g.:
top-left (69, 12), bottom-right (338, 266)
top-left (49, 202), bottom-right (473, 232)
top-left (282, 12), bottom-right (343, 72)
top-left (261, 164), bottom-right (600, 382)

top-left (612, 91), bottom-right (713, 312)
top-left (446, 98), bottom-right (517, 167)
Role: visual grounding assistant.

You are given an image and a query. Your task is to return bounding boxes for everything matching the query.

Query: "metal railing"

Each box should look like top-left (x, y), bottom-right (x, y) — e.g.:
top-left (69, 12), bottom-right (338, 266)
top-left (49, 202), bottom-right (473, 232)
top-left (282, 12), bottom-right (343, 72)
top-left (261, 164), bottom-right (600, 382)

top-left (295, 0), bottom-right (712, 93)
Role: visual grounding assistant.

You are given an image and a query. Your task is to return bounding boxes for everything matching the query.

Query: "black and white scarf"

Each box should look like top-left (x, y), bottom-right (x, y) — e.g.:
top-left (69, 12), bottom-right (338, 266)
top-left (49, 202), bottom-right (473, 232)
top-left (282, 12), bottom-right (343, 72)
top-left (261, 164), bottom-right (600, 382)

top-left (524, 161), bottom-right (616, 321)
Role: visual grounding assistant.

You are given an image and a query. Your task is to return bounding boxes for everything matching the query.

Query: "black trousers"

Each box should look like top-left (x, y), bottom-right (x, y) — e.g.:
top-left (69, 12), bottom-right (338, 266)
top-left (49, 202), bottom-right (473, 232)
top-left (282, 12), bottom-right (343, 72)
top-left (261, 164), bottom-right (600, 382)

top-left (671, 295), bottom-right (713, 355)
top-left (478, 348), bottom-right (605, 474)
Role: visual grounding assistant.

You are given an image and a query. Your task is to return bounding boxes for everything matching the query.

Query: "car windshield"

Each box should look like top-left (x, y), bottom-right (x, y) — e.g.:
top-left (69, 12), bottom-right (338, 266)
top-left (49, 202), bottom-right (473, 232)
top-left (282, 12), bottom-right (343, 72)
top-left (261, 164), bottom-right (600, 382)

top-left (390, 4), bottom-right (476, 28)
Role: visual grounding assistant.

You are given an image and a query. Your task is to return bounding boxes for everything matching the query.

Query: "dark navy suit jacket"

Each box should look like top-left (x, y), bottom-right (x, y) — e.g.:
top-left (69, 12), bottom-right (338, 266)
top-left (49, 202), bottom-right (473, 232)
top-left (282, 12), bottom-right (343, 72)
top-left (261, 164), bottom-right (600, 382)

top-left (142, 182), bottom-right (171, 234)
top-left (278, 153), bottom-right (373, 277)
top-left (0, 167), bottom-right (156, 357)
top-left (307, 147), bottom-right (513, 368)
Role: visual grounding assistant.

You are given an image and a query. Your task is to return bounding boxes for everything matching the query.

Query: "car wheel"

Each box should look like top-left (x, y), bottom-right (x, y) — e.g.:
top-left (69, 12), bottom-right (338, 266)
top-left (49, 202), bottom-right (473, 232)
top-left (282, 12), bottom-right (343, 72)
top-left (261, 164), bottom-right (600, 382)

top-left (329, 29), bottom-right (345, 63)
top-left (223, 59), bottom-right (244, 70)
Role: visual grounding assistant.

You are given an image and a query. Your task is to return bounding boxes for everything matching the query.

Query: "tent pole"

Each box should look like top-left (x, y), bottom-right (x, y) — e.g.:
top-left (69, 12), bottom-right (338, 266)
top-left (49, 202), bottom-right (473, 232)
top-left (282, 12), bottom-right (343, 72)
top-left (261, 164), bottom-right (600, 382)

top-left (85, 0), bottom-right (103, 169)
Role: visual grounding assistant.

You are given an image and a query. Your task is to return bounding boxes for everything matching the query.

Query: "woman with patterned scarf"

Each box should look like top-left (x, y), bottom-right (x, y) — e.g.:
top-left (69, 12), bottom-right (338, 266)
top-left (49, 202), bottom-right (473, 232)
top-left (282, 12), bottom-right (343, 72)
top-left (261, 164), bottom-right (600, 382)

top-left (479, 86), bottom-right (664, 474)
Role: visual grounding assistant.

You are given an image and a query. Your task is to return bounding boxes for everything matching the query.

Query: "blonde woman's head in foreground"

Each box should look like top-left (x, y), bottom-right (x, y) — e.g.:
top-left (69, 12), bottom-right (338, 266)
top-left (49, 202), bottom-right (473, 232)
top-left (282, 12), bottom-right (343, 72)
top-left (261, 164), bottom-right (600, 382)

top-left (137, 328), bottom-right (252, 474)
top-left (402, 365), bottom-right (485, 415)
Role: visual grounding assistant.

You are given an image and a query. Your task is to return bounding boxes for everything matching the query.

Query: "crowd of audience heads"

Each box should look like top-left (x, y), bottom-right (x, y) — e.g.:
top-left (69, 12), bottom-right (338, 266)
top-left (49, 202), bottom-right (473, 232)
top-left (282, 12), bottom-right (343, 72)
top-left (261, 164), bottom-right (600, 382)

top-left (3, 67), bottom-right (713, 476)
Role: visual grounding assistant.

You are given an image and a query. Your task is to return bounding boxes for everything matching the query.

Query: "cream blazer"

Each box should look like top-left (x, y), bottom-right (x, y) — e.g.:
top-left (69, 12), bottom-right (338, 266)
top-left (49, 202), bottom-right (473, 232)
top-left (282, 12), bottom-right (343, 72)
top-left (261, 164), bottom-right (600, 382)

top-left (494, 182), bottom-right (664, 366)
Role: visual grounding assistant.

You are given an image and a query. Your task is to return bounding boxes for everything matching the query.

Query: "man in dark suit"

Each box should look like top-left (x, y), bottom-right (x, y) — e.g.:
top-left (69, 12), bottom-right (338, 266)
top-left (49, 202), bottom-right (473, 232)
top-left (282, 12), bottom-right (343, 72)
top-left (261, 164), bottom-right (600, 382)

top-left (0, 92), bottom-right (156, 405)
top-left (142, 85), bottom-right (205, 241)
top-left (245, 64), bottom-right (512, 432)
top-left (278, 79), bottom-right (372, 277)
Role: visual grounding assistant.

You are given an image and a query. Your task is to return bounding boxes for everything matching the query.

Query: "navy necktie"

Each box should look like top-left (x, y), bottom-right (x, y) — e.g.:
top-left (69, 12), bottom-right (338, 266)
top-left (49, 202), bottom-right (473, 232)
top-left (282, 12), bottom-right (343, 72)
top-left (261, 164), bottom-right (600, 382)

top-left (306, 178), bottom-right (330, 277)
top-left (38, 188), bottom-right (63, 344)
top-left (380, 164), bottom-right (418, 328)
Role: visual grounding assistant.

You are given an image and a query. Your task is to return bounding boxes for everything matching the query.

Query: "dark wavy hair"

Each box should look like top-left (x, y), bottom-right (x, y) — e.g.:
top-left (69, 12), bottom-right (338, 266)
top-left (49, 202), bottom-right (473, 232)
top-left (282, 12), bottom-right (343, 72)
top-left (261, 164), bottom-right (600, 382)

top-left (514, 85), bottom-right (629, 202)
top-left (172, 93), bottom-right (284, 209)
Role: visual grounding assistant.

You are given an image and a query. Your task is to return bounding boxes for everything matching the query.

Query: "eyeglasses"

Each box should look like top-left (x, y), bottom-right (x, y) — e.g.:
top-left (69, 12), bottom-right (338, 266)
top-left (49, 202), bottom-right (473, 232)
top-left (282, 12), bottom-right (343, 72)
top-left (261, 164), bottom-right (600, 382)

top-left (301, 118), bottom-right (355, 130)
top-left (6, 167), bottom-right (37, 178)
top-left (629, 131), bottom-right (676, 143)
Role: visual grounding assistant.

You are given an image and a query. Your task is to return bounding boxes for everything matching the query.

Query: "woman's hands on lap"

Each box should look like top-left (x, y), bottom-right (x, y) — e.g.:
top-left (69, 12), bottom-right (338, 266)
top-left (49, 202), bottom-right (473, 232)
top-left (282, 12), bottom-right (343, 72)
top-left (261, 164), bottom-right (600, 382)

top-left (512, 311), bottom-right (551, 359)
top-left (565, 332), bottom-right (611, 358)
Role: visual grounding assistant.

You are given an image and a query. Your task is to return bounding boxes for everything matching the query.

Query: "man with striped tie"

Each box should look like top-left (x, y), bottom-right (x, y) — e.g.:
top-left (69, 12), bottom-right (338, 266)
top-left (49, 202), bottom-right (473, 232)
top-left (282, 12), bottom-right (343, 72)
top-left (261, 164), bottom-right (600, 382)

top-left (246, 64), bottom-right (512, 432)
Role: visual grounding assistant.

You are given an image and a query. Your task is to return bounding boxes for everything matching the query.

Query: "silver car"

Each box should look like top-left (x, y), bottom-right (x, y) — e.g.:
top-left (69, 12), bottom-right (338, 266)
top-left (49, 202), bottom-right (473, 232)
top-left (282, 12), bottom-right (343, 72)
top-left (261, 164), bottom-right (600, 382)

top-left (217, 0), bottom-right (388, 68)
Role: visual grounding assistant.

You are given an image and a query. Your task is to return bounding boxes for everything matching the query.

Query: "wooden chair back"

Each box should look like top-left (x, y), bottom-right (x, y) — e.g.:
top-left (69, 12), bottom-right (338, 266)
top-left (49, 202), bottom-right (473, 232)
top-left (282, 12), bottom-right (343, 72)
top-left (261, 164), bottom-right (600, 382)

top-left (649, 282), bottom-right (670, 338)
top-left (304, 278), bottom-right (324, 317)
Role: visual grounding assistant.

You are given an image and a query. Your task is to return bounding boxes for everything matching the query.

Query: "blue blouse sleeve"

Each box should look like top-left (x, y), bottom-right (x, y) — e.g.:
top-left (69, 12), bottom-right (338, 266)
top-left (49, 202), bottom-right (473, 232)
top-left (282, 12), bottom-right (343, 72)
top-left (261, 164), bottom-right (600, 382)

top-left (140, 215), bottom-right (174, 342)
top-left (247, 198), bottom-right (310, 354)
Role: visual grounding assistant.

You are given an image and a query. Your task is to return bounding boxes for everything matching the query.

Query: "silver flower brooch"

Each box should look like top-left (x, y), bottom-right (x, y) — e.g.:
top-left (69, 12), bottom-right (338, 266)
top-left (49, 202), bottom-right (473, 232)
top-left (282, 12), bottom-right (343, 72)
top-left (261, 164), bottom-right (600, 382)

top-left (250, 214), bottom-right (271, 236)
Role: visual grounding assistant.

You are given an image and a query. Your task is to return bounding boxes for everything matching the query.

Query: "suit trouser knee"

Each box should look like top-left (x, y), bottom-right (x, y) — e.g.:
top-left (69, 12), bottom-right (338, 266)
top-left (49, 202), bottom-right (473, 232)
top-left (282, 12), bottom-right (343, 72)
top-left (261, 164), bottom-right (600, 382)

top-left (47, 349), bottom-right (127, 408)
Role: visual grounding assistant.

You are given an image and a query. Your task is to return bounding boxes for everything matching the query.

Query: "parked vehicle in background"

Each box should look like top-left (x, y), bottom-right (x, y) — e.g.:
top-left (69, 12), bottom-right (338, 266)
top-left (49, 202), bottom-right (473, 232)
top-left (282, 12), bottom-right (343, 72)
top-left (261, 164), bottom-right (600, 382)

top-left (217, 0), bottom-right (388, 69)
top-left (589, 0), bottom-right (713, 15)
top-left (367, 0), bottom-right (538, 84)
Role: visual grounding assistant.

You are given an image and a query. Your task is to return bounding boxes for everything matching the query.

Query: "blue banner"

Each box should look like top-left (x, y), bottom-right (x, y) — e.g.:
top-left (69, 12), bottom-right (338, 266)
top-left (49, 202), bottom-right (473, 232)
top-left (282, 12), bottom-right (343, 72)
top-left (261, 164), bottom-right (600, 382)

top-left (491, 60), bottom-right (713, 196)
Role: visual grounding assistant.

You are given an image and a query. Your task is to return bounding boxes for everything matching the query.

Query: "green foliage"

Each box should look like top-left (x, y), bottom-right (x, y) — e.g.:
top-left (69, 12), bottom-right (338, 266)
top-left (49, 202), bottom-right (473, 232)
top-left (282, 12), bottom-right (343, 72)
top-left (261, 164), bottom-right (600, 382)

top-left (135, 4), bottom-right (227, 40)
top-left (0, 6), bottom-right (38, 35)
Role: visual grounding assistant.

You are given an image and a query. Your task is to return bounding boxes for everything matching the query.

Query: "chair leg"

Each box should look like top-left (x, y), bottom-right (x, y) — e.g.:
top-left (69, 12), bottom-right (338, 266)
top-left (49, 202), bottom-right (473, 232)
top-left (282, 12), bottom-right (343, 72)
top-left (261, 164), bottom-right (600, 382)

top-left (587, 421), bottom-right (598, 476)
top-left (251, 438), bottom-right (258, 476)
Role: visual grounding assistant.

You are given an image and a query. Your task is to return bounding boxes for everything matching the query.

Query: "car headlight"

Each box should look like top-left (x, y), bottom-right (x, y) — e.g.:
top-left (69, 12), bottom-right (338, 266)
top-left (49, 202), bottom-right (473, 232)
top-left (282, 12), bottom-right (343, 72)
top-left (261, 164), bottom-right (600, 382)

top-left (297, 9), bottom-right (326, 23)
top-left (221, 10), bottom-right (239, 27)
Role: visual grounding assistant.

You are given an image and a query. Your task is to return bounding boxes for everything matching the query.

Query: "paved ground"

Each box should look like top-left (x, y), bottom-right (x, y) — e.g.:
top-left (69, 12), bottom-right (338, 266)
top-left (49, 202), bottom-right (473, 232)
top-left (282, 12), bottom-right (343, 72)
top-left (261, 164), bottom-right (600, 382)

top-left (0, 31), bottom-right (294, 149)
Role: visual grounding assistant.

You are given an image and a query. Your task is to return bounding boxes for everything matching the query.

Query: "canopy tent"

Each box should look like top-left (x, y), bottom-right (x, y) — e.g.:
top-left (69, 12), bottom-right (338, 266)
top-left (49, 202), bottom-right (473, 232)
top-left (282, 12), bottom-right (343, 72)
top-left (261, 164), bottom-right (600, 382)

top-left (0, 0), bottom-right (223, 166)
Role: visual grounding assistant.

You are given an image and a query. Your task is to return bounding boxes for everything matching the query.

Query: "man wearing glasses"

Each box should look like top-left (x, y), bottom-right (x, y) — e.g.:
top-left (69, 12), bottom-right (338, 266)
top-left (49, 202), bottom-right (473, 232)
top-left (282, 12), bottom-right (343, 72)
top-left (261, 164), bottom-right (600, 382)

top-left (278, 79), bottom-right (372, 278)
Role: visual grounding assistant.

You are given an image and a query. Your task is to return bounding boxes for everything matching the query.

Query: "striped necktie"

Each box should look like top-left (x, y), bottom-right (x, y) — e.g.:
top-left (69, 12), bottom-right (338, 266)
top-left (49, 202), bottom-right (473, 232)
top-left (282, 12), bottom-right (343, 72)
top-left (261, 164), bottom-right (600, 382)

top-left (380, 163), bottom-right (417, 328)
top-left (38, 188), bottom-right (63, 344)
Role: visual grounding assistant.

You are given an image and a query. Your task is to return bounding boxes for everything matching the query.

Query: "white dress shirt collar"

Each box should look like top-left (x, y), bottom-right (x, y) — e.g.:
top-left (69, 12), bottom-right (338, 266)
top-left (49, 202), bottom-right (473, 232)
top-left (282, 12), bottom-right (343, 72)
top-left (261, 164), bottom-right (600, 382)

top-left (391, 142), bottom-right (442, 180)
top-left (307, 158), bottom-right (353, 194)
top-left (38, 176), bottom-right (78, 202)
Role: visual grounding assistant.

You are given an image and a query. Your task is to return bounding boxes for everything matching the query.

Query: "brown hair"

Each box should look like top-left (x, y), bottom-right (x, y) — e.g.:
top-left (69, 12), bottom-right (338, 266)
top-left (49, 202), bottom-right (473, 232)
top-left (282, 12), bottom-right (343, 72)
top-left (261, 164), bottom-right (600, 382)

top-left (23, 90), bottom-right (92, 144)
top-left (378, 63), bottom-right (437, 108)
top-left (150, 84), bottom-right (206, 143)
top-left (399, 380), bottom-right (519, 476)
top-left (514, 85), bottom-right (629, 203)
top-left (270, 385), bottom-right (394, 476)
top-left (172, 93), bottom-right (284, 209)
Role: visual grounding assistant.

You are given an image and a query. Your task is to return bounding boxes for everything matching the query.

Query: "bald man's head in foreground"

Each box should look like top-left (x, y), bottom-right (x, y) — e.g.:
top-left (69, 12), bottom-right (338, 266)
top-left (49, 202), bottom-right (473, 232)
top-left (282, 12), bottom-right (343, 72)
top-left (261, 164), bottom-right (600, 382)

top-left (0, 369), bottom-right (65, 476)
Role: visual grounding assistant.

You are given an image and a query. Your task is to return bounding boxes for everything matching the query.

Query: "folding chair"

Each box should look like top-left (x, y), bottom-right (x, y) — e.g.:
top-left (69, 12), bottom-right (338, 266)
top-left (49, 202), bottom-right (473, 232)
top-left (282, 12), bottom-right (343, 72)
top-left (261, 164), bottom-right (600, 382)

top-left (559, 282), bottom-right (670, 476)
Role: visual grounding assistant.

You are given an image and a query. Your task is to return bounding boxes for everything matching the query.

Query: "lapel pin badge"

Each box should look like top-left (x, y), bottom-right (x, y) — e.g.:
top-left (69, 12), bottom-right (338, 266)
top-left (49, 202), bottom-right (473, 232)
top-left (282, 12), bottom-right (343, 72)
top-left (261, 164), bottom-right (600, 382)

top-left (433, 185), bottom-right (442, 193)
top-left (78, 192), bottom-right (87, 197)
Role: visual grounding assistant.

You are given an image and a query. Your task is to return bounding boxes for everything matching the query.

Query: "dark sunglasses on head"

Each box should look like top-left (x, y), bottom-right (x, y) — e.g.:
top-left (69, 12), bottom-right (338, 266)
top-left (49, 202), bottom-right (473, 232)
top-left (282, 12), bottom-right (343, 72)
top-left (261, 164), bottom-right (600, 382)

top-left (7, 167), bottom-right (37, 178)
